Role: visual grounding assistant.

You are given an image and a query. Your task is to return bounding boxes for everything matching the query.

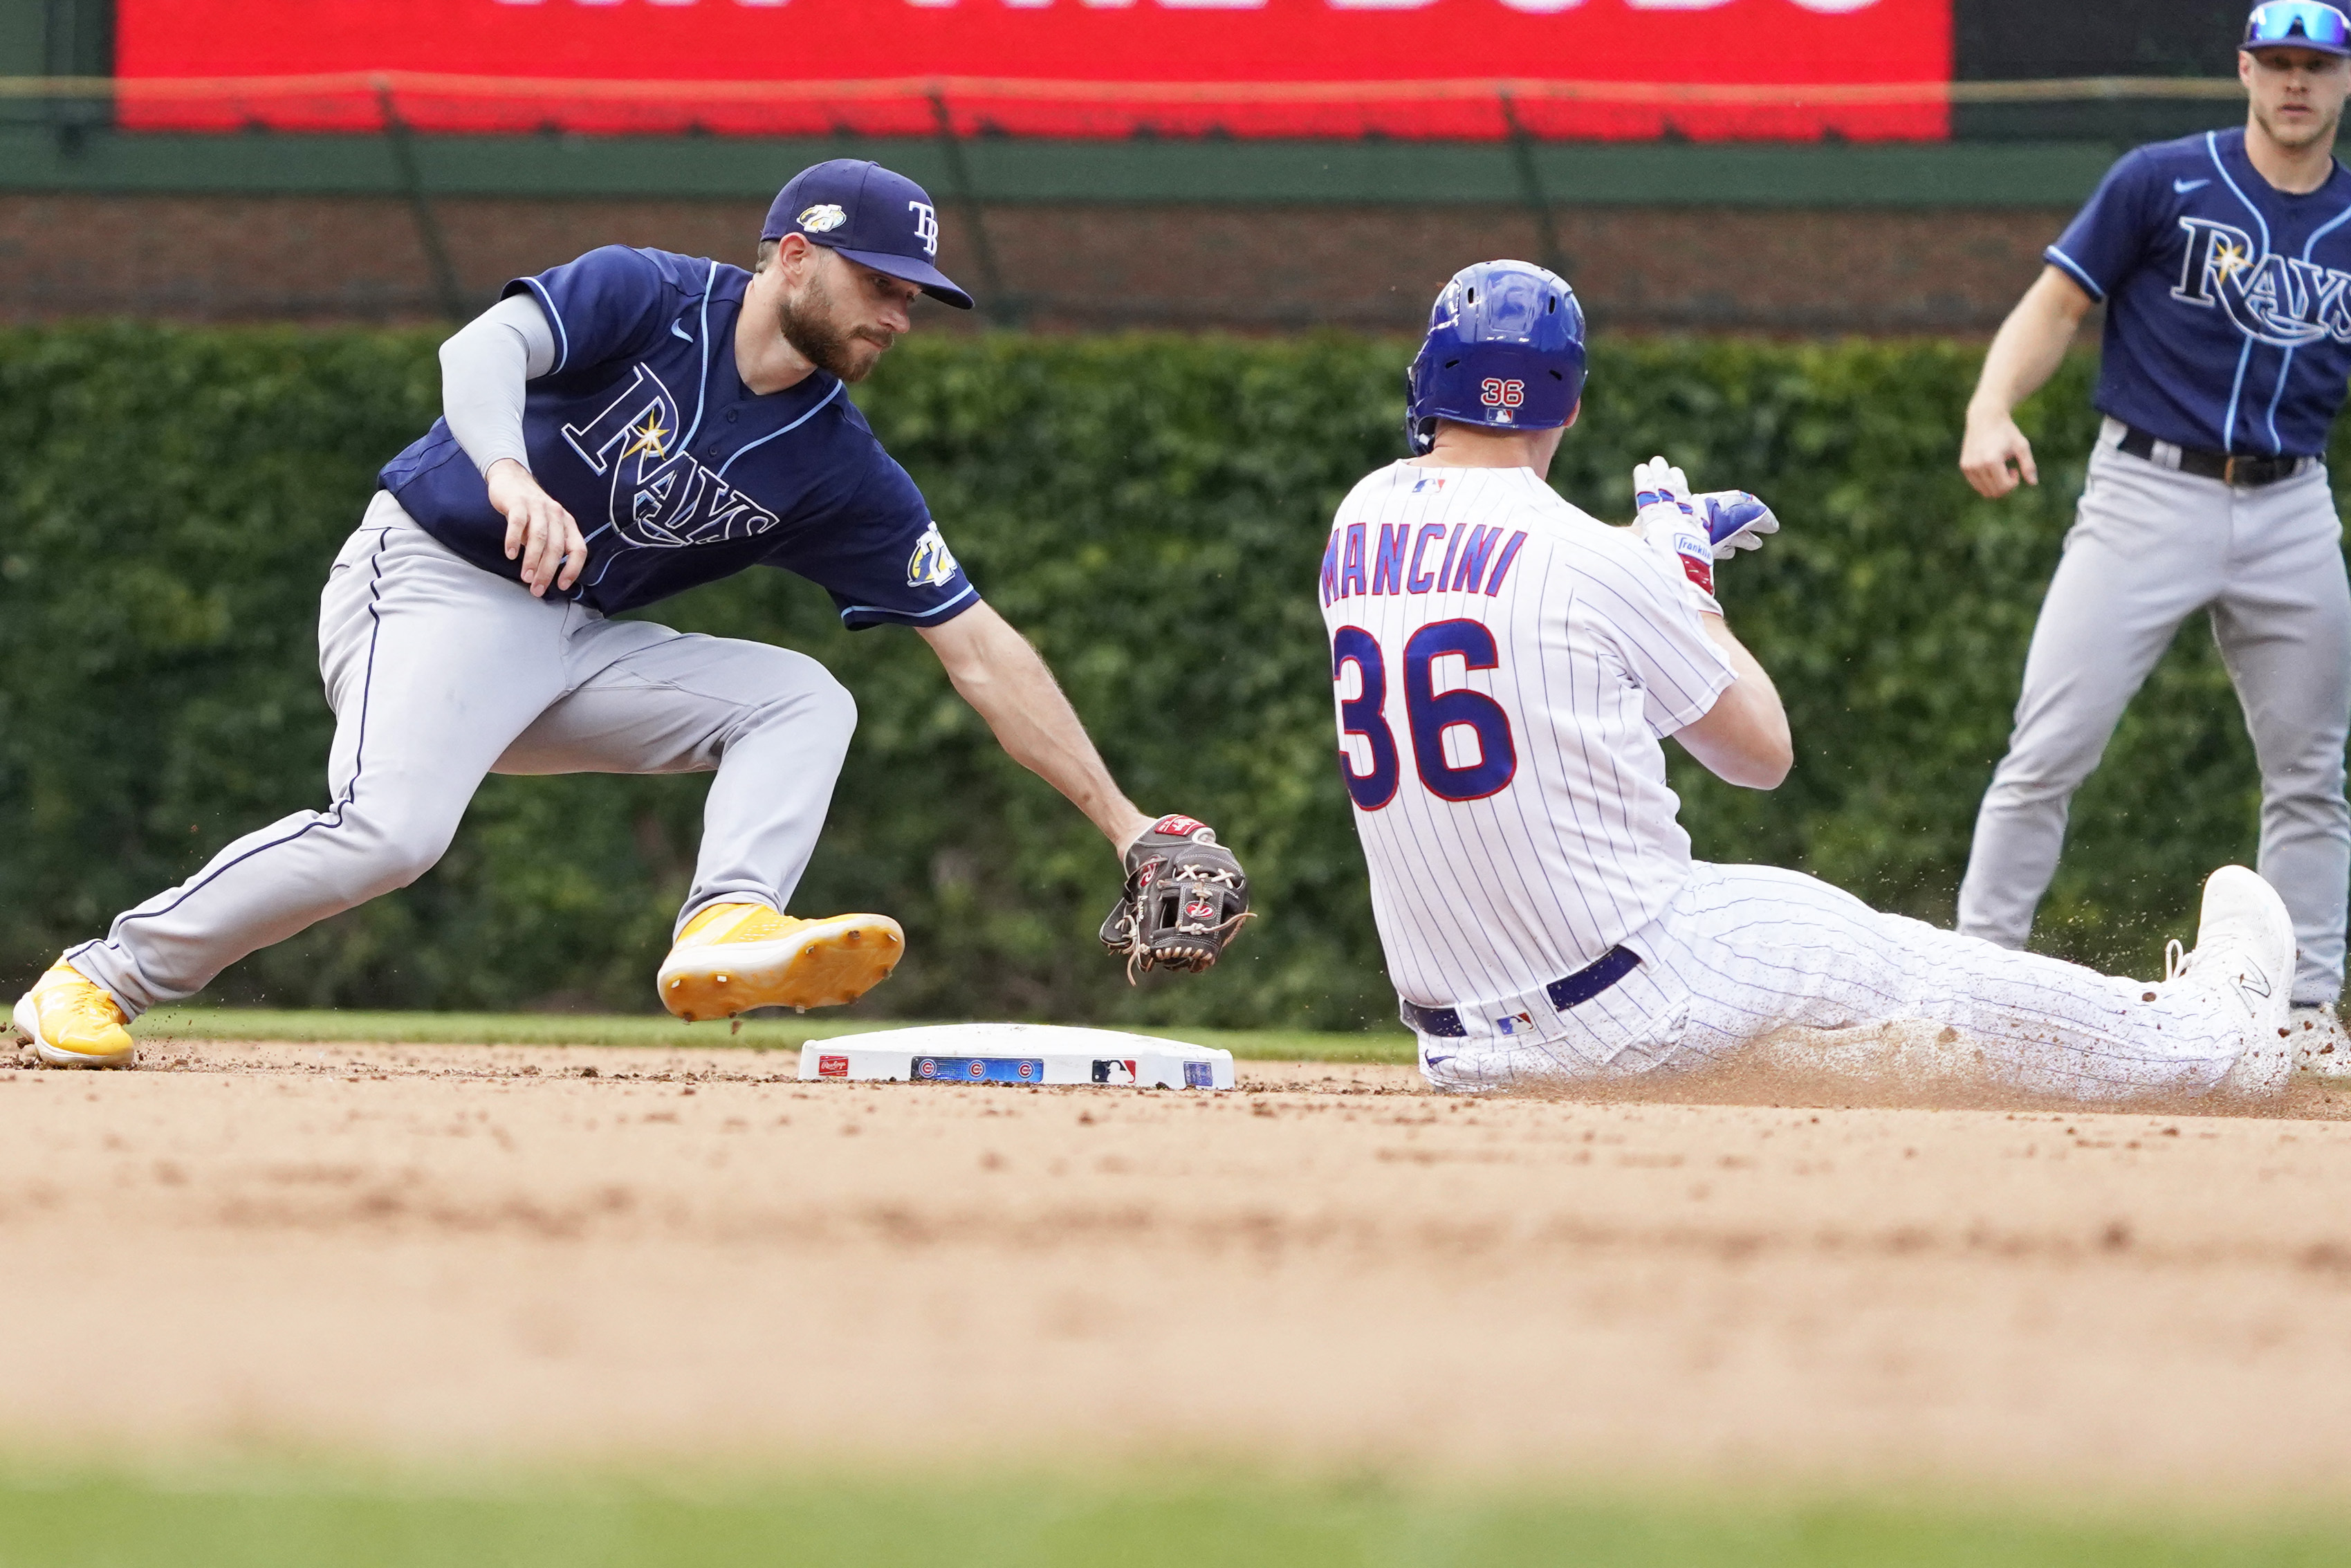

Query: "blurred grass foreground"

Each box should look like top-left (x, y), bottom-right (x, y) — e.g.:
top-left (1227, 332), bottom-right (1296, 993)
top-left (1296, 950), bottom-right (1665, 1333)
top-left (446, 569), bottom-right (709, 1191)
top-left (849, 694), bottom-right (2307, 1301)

top-left (4, 1466), bottom-right (2350, 1568)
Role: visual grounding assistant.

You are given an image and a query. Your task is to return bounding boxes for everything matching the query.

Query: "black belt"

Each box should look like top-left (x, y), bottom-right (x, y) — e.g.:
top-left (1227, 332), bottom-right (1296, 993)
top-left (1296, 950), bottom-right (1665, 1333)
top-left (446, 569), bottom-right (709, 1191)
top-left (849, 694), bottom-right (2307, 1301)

top-left (1399, 946), bottom-right (1643, 1040)
top-left (2116, 425), bottom-right (2311, 488)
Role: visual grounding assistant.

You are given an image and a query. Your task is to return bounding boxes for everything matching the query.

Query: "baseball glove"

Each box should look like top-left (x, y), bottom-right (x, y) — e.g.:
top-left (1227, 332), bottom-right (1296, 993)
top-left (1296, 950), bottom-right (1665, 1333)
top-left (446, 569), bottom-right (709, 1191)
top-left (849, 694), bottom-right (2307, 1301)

top-left (1100, 814), bottom-right (1252, 980)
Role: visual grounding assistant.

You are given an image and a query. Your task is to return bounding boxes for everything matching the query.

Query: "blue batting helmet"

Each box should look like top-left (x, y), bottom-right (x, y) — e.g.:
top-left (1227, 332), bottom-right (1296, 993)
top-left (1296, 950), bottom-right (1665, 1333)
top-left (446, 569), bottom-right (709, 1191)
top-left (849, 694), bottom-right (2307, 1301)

top-left (1405, 261), bottom-right (1587, 456)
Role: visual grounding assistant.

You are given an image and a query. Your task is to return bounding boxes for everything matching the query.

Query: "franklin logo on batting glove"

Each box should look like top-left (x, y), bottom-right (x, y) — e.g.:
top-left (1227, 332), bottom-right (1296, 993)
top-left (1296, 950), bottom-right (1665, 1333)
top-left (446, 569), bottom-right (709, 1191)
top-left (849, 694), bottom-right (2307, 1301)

top-left (1632, 456), bottom-right (1720, 607)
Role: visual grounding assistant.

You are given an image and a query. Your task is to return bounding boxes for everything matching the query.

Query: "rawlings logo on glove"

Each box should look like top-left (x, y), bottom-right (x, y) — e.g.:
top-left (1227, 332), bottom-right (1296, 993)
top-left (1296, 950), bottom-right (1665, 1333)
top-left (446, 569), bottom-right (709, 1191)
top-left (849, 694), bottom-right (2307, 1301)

top-left (1100, 814), bottom-right (1253, 980)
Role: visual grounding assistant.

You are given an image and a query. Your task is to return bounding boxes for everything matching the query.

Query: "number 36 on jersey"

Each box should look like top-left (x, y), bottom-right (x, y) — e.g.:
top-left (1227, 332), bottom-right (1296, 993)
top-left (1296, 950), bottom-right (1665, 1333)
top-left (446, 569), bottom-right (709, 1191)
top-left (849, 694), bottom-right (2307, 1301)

top-left (1322, 514), bottom-right (1532, 813)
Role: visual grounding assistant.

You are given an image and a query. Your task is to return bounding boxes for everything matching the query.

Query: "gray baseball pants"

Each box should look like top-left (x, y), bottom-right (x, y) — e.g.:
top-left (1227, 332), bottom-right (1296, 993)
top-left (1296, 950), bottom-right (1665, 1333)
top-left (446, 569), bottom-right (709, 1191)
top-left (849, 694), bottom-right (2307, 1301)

top-left (1956, 425), bottom-right (2351, 1004)
top-left (68, 492), bottom-right (857, 1018)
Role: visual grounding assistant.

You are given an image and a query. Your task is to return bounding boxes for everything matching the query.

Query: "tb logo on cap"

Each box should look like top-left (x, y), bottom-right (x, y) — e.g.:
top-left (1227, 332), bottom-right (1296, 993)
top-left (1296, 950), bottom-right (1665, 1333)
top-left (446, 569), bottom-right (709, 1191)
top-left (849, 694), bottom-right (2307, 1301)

top-left (910, 201), bottom-right (939, 258)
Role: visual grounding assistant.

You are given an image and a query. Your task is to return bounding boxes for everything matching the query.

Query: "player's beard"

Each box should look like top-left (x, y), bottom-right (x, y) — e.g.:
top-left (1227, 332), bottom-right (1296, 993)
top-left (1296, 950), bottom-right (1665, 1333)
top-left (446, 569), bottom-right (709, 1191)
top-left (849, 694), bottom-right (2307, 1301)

top-left (2256, 94), bottom-right (2344, 151)
top-left (778, 268), bottom-right (896, 384)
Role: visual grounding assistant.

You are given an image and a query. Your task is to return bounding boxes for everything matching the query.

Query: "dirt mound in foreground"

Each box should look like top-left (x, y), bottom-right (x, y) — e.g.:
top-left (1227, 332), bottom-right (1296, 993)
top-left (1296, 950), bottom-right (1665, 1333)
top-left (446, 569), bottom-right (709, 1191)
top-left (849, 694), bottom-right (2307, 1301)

top-left (5, 1038), bottom-right (2350, 1500)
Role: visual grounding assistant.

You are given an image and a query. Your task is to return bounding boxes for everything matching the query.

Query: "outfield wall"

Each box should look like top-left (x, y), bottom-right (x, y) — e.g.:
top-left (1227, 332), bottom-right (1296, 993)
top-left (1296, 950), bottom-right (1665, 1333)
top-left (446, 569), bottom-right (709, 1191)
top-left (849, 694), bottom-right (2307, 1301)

top-left (0, 0), bottom-right (2258, 330)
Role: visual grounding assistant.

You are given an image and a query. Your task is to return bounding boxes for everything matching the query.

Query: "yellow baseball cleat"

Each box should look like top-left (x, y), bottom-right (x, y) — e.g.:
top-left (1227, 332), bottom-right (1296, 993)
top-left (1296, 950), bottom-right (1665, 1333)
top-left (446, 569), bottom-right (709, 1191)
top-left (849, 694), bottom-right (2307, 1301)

top-left (11, 962), bottom-right (136, 1069)
top-left (656, 903), bottom-right (904, 1021)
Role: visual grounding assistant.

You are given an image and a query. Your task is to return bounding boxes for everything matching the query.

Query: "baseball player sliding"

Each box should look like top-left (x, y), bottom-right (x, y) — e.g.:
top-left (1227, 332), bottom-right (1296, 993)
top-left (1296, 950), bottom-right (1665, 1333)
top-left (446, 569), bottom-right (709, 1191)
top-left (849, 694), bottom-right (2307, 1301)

top-left (1960, 3), bottom-right (2351, 1065)
top-left (1322, 259), bottom-right (2300, 1098)
top-left (12, 158), bottom-right (1248, 1069)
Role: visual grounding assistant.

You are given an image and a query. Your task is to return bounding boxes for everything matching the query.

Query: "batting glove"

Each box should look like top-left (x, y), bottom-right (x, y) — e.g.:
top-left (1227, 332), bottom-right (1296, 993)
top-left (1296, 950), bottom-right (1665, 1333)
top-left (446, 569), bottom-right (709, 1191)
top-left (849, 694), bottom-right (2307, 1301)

top-left (1632, 456), bottom-right (1723, 616)
top-left (1694, 490), bottom-right (1781, 560)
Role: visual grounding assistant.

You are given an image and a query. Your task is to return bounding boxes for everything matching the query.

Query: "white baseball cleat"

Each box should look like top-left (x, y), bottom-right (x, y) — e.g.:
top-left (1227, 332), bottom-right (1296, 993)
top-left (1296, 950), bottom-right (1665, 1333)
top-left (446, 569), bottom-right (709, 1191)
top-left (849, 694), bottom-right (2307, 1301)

top-left (2165, 866), bottom-right (2296, 1094)
top-left (2290, 1003), bottom-right (2351, 1077)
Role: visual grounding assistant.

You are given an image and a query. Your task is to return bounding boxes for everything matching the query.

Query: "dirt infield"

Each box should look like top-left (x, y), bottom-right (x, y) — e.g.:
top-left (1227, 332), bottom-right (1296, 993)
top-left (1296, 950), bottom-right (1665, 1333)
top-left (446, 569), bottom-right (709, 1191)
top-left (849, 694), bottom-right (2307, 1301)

top-left (7, 1036), bottom-right (2351, 1500)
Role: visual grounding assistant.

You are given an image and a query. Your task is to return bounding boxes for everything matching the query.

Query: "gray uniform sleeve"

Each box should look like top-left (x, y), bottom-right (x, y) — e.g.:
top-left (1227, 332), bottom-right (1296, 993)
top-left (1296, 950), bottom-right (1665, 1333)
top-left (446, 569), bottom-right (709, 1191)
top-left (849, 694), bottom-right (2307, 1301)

top-left (437, 292), bottom-right (559, 477)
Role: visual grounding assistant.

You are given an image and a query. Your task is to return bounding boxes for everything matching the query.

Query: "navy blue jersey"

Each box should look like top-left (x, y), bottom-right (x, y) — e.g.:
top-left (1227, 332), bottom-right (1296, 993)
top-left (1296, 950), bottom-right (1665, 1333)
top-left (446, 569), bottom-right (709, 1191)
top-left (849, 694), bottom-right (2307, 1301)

top-left (2047, 128), bottom-right (2351, 458)
top-left (378, 246), bottom-right (977, 628)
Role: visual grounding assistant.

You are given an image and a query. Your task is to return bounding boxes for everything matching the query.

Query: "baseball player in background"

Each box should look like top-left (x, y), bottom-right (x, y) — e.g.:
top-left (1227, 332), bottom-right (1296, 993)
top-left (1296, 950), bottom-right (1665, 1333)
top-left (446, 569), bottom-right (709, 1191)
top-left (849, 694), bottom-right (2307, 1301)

top-left (1960, 3), bottom-right (2351, 1066)
top-left (11, 159), bottom-right (1244, 1069)
top-left (1323, 259), bottom-right (2301, 1098)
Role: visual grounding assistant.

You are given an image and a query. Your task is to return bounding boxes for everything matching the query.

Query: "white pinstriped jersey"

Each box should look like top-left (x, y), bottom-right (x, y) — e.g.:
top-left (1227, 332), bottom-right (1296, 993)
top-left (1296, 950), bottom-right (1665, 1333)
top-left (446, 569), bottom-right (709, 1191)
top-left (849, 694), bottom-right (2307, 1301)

top-left (1320, 462), bottom-right (1735, 1012)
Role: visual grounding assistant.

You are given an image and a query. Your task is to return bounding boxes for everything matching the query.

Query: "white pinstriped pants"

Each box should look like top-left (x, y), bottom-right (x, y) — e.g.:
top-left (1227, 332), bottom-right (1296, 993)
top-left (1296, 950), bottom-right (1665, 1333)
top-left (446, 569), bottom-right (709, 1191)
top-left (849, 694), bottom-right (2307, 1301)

top-left (1417, 862), bottom-right (2248, 1100)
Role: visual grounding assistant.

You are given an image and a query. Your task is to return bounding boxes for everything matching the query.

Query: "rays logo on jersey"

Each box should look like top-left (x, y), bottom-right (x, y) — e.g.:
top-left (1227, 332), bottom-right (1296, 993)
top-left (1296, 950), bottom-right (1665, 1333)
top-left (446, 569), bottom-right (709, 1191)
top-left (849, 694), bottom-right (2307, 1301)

top-left (2173, 216), bottom-right (2351, 347)
top-left (906, 521), bottom-right (958, 588)
top-left (561, 364), bottom-right (781, 550)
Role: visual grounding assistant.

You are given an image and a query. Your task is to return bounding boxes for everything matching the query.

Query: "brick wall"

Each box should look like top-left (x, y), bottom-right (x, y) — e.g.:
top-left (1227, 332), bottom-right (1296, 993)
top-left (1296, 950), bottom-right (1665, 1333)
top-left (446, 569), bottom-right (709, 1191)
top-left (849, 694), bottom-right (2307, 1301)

top-left (0, 192), bottom-right (2070, 334)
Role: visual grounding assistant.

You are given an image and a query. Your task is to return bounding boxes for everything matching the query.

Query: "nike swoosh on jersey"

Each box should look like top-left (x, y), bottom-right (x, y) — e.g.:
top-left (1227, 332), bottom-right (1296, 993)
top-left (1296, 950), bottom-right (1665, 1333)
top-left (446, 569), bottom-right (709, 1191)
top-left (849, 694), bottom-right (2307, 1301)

top-left (2174, 178), bottom-right (2213, 194)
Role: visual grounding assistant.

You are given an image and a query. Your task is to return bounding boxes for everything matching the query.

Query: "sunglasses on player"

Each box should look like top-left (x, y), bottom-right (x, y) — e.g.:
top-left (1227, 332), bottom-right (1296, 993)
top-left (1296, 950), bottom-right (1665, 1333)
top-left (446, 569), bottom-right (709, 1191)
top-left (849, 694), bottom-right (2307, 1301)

top-left (2245, 2), bottom-right (2351, 55)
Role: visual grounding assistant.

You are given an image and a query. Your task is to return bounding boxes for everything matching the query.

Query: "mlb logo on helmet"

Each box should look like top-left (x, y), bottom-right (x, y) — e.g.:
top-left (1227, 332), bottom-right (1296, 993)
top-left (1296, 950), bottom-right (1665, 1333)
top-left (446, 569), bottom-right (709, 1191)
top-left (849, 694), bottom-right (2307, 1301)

top-left (762, 160), bottom-right (974, 311)
top-left (1405, 260), bottom-right (1587, 456)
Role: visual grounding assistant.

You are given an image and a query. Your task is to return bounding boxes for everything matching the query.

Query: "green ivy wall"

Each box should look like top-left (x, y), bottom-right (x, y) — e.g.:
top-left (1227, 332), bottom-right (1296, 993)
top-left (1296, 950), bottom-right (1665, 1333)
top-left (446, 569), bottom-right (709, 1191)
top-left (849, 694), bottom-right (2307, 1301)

top-left (0, 328), bottom-right (2303, 1028)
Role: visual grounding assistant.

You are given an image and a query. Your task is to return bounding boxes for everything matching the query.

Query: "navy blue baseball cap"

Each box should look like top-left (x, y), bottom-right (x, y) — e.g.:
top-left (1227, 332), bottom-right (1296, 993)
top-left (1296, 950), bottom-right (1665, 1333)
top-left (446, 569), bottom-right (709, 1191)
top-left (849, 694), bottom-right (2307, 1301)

top-left (762, 160), bottom-right (973, 310)
top-left (2244, 2), bottom-right (2351, 56)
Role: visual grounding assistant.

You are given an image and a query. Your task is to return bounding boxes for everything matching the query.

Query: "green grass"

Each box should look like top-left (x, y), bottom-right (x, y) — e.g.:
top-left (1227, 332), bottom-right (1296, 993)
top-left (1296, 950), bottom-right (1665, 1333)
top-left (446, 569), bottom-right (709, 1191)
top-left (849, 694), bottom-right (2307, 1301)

top-left (0, 1468), bottom-right (2344, 1568)
top-left (130, 1007), bottom-right (1417, 1065)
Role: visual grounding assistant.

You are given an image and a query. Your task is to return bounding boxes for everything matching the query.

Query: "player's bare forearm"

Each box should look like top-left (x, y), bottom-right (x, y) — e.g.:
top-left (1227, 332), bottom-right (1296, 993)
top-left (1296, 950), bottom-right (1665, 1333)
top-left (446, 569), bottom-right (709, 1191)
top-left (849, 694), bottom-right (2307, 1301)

top-left (1674, 618), bottom-right (1792, 790)
top-left (1961, 267), bottom-right (2094, 499)
top-left (918, 602), bottom-right (1154, 855)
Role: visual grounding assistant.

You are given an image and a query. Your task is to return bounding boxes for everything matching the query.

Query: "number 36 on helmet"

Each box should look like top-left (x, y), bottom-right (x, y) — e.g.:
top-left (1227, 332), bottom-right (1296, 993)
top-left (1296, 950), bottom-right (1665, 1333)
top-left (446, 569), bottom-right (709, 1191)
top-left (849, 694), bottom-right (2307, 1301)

top-left (1404, 259), bottom-right (1588, 456)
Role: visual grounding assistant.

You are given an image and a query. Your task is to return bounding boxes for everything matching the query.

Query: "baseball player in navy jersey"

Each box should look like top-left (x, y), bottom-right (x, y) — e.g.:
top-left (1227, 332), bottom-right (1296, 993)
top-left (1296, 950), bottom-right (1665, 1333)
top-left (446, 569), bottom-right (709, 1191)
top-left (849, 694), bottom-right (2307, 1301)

top-left (1324, 259), bottom-right (2303, 1099)
top-left (11, 159), bottom-right (1245, 1069)
top-left (1960, 3), bottom-right (2351, 1070)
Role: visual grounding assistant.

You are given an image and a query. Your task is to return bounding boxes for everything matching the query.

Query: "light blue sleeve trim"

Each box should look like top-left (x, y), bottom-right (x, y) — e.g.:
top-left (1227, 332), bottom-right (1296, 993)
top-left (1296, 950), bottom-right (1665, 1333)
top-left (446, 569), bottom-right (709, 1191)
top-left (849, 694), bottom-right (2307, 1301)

top-left (836, 582), bottom-right (979, 625)
top-left (519, 275), bottom-right (570, 374)
top-left (2043, 246), bottom-right (2106, 303)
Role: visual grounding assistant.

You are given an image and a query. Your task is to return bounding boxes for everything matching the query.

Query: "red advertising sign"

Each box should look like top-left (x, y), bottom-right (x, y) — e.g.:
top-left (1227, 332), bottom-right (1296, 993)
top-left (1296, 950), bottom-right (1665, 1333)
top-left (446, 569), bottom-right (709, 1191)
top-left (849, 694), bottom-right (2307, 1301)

top-left (116, 0), bottom-right (1952, 140)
